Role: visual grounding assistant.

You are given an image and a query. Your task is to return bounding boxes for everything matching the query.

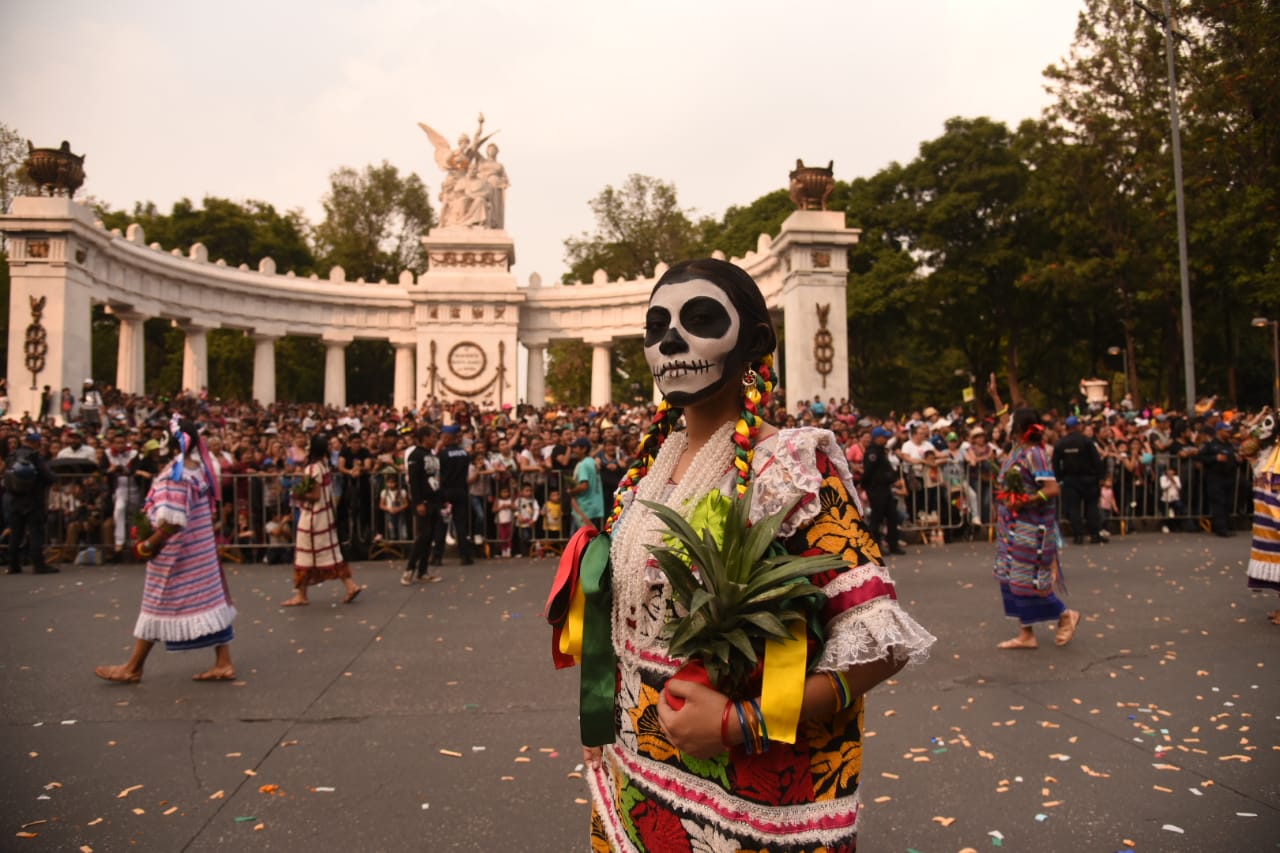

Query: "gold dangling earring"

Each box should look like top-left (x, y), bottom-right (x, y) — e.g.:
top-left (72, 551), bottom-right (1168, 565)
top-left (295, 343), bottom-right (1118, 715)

top-left (742, 367), bottom-right (758, 387)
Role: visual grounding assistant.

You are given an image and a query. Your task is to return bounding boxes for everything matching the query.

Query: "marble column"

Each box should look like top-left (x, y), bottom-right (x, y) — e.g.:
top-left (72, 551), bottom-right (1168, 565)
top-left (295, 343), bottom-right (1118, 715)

top-left (251, 334), bottom-right (278, 406)
top-left (393, 343), bottom-right (415, 411)
top-left (590, 340), bottom-right (612, 407)
top-left (323, 339), bottom-right (349, 408)
top-left (114, 312), bottom-right (146, 395)
top-left (525, 343), bottom-right (547, 406)
top-left (179, 323), bottom-right (210, 396)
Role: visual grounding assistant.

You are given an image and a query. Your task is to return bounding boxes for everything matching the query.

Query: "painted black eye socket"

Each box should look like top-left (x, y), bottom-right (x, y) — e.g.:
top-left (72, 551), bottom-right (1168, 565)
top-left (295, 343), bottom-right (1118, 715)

top-left (643, 307), bottom-right (671, 347)
top-left (679, 296), bottom-right (731, 339)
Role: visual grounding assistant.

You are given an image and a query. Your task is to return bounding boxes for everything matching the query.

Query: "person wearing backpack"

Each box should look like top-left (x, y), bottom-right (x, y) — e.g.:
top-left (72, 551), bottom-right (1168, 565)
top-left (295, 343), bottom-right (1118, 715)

top-left (4, 432), bottom-right (58, 574)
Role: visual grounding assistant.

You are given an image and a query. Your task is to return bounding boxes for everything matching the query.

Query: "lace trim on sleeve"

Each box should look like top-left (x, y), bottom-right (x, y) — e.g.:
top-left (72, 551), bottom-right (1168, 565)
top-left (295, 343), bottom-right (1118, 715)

top-left (816, 596), bottom-right (936, 670)
top-left (749, 427), bottom-right (863, 539)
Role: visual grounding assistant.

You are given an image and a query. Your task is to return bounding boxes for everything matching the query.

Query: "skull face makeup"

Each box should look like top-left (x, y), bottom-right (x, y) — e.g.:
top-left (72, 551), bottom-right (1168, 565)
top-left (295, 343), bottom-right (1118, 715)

top-left (645, 279), bottom-right (742, 406)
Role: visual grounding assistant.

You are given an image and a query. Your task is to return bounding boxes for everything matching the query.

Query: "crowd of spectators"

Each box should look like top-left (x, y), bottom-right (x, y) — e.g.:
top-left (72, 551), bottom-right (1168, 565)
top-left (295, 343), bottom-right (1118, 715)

top-left (0, 375), bottom-right (1264, 569)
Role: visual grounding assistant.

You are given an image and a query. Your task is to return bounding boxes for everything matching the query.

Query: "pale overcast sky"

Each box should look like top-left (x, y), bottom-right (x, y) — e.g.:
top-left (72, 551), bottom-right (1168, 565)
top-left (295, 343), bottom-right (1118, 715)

top-left (3, 0), bottom-right (1084, 284)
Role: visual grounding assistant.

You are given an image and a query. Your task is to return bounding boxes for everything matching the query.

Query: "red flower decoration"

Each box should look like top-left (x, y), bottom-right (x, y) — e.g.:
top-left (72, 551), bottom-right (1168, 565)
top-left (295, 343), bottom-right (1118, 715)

top-left (630, 799), bottom-right (694, 853)
top-left (730, 744), bottom-right (813, 806)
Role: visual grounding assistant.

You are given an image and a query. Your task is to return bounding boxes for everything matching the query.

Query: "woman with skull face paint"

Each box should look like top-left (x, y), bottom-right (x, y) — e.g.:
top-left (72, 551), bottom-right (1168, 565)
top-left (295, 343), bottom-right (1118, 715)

top-left (582, 259), bottom-right (934, 852)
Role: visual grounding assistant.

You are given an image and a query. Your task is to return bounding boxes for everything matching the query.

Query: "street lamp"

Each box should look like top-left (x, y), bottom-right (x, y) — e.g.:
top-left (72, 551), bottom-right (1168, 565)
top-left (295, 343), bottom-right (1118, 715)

top-left (1252, 317), bottom-right (1279, 411)
top-left (1107, 346), bottom-right (1128, 403)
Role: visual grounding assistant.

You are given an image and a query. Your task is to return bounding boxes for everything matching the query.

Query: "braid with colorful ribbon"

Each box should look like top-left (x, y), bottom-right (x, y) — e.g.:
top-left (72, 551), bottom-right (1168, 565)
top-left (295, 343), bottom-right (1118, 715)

top-left (733, 353), bottom-right (775, 498)
top-left (604, 398), bottom-right (683, 533)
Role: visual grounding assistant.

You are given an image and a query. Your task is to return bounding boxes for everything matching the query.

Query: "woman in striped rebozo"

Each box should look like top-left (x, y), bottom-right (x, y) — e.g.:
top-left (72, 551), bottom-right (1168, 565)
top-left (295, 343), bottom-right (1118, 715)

top-left (95, 416), bottom-right (236, 683)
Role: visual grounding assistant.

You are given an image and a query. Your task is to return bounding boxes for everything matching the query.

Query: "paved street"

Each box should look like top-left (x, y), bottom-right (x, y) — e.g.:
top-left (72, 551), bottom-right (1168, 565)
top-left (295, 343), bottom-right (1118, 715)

top-left (1, 532), bottom-right (1277, 852)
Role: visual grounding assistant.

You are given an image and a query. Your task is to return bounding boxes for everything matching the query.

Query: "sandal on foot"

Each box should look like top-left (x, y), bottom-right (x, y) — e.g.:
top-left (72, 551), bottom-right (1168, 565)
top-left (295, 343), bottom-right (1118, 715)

top-left (343, 587), bottom-right (362, 604)
top-left (192, 669), bottom-right (236, 682)
top-left (1055, 610), bottom-right (1081, 646)
top-left (281, 598), bottom-right (309, 607)
top-left (94, 665), bottom-right (141, 684)
top-left (997, 636), bottom-right (1038, 650)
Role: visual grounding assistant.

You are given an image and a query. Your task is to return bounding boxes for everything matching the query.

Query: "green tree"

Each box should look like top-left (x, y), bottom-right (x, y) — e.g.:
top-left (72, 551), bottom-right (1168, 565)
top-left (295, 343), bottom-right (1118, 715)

top-left (208, 329), bottom-right (253, 401)
top-left (99, 196), bottom-right (315, 275)
top-left (276, 336), bottom-right (324, 404)
top-left (1, 122), bottom-right (37, 377)
top-left (1, 122), bottom-right (36, 216)
top-left (312, 161), bottom-right (434, 283)
top-left (693, 189), bottom-right (794, 261)
top-left (545, 341), bottom-right (590, 405)
top-left (562, 174), bottom-right (704, 284)
top-left (901, 118), bottom-right (1043, 404)
top-left (1178, 0), bottom-right (1280, 404)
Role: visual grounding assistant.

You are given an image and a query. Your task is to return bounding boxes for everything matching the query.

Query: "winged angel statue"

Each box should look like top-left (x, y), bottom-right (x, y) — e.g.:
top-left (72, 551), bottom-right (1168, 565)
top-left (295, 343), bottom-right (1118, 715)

top-left (418, 113), bottom-right (510, 229)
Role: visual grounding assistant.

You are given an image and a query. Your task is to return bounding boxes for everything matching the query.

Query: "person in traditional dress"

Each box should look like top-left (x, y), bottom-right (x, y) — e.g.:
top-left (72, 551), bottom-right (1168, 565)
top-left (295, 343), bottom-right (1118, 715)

top-left (94, 417), bottom-right (236, 683)
top-left (281, 435), bottom-right (362, 606)
top-left (1247, 413), bottom-right (1280, 625)
top-left (573, 259), bottom-right (934, 852)
top-left (992, 407), bottom-right (1081, 650)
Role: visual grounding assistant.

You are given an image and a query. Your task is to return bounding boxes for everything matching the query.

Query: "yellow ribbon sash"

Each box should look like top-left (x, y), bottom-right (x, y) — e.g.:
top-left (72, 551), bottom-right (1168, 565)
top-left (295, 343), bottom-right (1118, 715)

top-left (760, 621), bottom-right (808, 744)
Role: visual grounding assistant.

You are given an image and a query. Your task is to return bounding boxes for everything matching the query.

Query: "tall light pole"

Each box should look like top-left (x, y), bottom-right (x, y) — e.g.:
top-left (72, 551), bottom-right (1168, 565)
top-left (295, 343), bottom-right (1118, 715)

top-left (1138, 0), bottom-right (1197, 412)
top-left (1107, 346), bottom-right (1128, 403)
top-left (1252, 317), bottom-right (1279, 411)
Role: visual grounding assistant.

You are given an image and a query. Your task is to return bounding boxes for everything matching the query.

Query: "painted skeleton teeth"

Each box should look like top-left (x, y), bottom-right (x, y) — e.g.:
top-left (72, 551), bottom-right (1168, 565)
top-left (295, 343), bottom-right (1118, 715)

top-left (653, 360), bottom-right (712, 379)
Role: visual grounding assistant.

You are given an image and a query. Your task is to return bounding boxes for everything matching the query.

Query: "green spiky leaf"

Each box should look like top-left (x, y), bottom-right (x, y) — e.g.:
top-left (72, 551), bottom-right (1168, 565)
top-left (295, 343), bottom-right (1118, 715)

top-left (641, 485), bottom-right (837, 695)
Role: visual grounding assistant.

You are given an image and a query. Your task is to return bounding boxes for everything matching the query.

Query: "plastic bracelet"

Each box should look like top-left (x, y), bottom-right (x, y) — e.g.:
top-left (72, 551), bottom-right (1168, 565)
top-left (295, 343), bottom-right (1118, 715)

top-left (835, 672), bottom-right (853, 710)
top-left (1036, 489), bottom-right (1047, 502)
top-left (749, 698), bottom-right (769, 752)
top-left (720, 700), bottom-right (734, 749)
top-left (734, 701), bottom-right (754, 756)
top-left (824, 672), bottom-right (841, 710)
top-left (741, 700), bottom-right (763, 754)
top-left (137, 541), bottom-right (152, 559)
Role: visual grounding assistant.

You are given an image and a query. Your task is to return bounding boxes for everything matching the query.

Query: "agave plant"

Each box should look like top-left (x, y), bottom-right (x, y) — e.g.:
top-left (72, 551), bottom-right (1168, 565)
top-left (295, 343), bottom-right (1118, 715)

top-left (640, 485), bottom-right (846, 699)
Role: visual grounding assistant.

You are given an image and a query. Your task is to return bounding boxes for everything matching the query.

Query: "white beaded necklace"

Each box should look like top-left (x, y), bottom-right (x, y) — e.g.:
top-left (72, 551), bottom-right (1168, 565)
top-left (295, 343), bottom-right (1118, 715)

top-left (610, 420), bottom-right (738, 654)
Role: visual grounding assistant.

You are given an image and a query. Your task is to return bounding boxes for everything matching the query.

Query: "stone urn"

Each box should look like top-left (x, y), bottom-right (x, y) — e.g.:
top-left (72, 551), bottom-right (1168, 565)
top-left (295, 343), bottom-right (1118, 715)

top-left (24, 141), bottom-right (86, 198)
top-left (789, 159), bottom-right (834, 211)
top-left (1079, 378), bottom-right (1110, 407)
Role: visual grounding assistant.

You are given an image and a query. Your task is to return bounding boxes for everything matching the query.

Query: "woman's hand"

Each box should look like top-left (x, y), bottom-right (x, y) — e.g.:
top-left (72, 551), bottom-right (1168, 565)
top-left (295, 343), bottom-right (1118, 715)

top-left (582, 745), bottom-right (603, 770)
top-left (658, 677), bottom-right (731, 760)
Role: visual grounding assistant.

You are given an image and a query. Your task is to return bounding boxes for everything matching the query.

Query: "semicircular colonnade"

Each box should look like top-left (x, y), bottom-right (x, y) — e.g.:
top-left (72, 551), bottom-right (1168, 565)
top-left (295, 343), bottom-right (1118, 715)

top-left (2, 194), bottom-right (859, 418)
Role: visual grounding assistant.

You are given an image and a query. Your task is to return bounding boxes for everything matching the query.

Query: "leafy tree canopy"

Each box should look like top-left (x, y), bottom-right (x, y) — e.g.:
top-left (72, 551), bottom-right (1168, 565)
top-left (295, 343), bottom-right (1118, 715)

top-left (562, 174), bottom-right (705, 283)
top-left (98, 196), bottom-right (316, 275)
top-left (312, 161), bottom-right (434, 283)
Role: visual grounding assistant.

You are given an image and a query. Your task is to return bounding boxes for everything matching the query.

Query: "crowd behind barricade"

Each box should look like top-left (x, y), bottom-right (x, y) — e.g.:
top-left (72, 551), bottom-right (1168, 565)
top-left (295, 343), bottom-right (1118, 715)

top-left (0, 375), bottom-right (1263, 572)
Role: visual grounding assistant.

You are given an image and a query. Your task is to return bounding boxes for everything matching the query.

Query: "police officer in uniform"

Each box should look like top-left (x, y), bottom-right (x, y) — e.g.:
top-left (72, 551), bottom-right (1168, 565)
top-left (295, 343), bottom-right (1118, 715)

top-left (1052, 415), bottom-right (1104, 544)
top-left (4, 432), bottom-right (58, 574)
top-left (863, 426), bottom-right (906, 556)
top-left (404, 425), bottom-right (446, 584)
top-left (437, 425), bottom-right (475, 565)
top-left (1196, 420), bottom-right (1239, 537)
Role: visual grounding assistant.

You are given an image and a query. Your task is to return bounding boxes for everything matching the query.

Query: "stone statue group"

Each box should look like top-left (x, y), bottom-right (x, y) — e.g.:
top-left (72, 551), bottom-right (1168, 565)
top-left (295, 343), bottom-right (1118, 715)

top-left (418, 113), bottom-right (509, 230)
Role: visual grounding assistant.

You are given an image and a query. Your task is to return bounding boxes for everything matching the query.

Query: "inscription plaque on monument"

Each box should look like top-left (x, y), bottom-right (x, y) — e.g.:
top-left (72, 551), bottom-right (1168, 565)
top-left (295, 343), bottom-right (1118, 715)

top-left (448, 342), bottom-right (487, 380)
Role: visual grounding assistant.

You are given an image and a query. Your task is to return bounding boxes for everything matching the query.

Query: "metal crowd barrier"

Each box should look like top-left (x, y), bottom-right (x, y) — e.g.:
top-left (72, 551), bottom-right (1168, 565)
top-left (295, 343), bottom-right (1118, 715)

top-left (883, 455), bottom-right (1254, 544)
top-left (210, 467), bottom-right (575, 563)
top-left (1, 453), bottom-right (1259, 567)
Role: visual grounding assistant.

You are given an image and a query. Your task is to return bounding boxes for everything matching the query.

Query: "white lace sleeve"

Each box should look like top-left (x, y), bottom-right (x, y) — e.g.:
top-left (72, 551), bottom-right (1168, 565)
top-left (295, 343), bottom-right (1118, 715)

top-left (748, 427), bottom-right (865, 538)
top-left (815, 567), bottom-right (936, 669)
top-left (749, 429), bottom-right (934, 668)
